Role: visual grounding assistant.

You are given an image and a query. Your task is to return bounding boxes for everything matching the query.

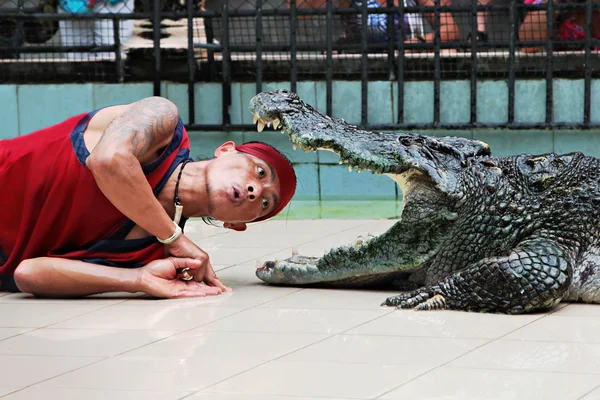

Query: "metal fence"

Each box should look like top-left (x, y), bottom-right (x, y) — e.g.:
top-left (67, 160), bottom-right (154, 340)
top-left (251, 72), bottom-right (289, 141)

top-left (0, 0), bottom-right (599, 130)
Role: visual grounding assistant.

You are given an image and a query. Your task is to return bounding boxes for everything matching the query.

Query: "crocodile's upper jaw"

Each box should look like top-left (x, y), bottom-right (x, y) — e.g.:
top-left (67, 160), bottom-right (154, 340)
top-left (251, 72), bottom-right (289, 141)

top-left (248, 89), bottom-right (491, 188)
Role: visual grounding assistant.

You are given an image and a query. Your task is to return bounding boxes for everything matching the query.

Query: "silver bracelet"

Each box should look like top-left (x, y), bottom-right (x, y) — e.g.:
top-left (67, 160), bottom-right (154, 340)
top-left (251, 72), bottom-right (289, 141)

top-left (157, 222), bottom-right (183, 245)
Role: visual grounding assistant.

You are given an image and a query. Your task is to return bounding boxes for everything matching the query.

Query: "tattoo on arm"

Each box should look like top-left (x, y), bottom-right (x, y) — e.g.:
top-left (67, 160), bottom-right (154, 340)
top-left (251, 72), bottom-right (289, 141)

top-left (98, 97), bottom-right (180, 160)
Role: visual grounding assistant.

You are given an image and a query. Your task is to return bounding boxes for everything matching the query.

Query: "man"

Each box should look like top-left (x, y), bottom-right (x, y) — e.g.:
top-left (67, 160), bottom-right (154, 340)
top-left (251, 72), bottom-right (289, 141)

top-left (0, 96), bottom-right (297, 299)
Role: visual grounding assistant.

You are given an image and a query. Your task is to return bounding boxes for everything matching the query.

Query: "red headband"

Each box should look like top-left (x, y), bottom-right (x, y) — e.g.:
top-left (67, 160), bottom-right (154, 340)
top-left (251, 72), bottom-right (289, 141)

top-left (236, 143), bottom-right (297, 222)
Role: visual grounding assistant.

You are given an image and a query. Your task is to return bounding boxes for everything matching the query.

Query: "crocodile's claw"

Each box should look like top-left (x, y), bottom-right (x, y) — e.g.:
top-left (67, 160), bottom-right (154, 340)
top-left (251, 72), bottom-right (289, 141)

top-left (382, 286), bottom-right (447, 311)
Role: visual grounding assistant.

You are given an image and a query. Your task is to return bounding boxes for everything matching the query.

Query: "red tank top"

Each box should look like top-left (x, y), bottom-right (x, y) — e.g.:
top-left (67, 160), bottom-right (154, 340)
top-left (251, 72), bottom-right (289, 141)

top-left (0, 109), bottom-right (192, 291)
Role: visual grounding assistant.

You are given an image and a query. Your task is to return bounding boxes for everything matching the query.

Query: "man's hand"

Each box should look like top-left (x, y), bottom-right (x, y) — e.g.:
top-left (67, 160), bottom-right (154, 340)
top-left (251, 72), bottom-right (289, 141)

top-left (165, 235), bottom-right (232, 292)
top-left (136, 258), bottom-right (224, 299)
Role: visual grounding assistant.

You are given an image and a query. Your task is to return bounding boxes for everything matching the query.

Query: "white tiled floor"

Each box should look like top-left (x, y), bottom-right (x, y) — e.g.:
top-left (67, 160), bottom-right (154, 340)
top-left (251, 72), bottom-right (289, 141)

top-left (1, 219), bottom-right (600, 400)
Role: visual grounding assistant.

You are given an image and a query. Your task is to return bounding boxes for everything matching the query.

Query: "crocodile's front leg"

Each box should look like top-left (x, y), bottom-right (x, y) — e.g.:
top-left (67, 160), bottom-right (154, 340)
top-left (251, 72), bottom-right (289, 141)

top-left (257, 209), bottom-right (454, 288)
top-left (383, 238), bottom-right (573, 314)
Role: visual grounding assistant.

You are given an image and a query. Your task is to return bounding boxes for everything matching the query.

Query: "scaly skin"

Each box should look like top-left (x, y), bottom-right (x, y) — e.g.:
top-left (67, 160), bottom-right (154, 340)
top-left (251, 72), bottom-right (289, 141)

top-left (248, 89), bottom-right (600, 314)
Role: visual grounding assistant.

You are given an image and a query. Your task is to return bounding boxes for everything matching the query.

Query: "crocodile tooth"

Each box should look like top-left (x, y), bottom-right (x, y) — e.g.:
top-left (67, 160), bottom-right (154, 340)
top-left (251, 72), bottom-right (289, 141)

top-left (257, 121), bottom-right (265, 132)
top-left (273, 118), bottom-right (280, 130)
top-left (339, 160), bottom-right (344, 165)
top-left (253, 114), bottom-right (259, 124)
top-left (348, 165), bottom-right (353, 172)
top-left (267, 121), bottom-right (272, 128)
top-left (292, 144), bottom-right (297, 151)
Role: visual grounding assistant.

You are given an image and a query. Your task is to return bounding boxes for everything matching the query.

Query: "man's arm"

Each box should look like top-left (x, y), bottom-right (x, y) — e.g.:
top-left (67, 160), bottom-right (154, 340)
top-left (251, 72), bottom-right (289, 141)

top-left (84, 97), bottom-right (230, 293)
top-left (13, 257), bottom-right (223, 298)
top-left (86, 96), bottom-right (180, 241)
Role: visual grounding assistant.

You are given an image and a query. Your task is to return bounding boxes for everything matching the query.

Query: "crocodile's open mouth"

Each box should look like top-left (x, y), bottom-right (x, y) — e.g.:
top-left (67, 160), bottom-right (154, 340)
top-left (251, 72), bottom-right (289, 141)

top-left (247, 89), bottom-right (490, 287)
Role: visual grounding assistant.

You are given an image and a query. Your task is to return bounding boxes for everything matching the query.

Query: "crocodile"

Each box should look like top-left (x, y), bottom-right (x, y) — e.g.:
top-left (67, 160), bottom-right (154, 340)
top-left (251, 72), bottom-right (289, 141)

top-left (247, 89), bottom-right (600, 314)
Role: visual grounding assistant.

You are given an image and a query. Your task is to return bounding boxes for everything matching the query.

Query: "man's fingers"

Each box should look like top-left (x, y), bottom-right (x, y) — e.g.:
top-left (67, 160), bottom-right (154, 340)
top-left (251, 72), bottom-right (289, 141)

top-left (168, 257), bottom-right (202, 270)
top-left (202, 263), bottom-right (232, 292)
top-left (171, 281), bottom-right (223, 298)
top-left (205, 273), bottom-right (232, 292)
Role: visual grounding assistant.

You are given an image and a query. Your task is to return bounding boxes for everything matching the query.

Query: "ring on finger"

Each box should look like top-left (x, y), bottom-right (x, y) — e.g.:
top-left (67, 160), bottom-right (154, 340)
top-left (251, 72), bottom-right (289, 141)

top-left (181, 267), bottom-right (194, 281)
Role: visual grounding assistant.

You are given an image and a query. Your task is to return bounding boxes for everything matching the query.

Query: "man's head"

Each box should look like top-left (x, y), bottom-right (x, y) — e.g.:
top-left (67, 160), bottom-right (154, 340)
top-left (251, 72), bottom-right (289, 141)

top-left (202, 141), bottom-right (296, 230)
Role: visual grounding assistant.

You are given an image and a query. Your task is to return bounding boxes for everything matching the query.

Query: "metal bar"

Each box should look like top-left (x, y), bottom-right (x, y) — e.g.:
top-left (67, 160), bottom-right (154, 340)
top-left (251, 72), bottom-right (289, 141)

top-left (112, 17), bottom-right (123, 83)
top-left (470, 0), bottom-right (477, 125)
top-left (152, 0), bottom-right (161, 96)
top-left (218, 2), bottom-right (572, 16)
top-left (290, 0), bottom-right (297, 93)
top-left (182, 38), bottom-right (600, 52)
top-left (187, 0), bottom-right (196, 125)
top-left (386, 0), bottom-right (394, 80)
top-left (0, 11), bottom-right (158, 19)
top-left (5, 3), bottom-right (589, 19)
top-left (433, 0), bottom-right (441, 126)
top-left (361, 0), bottom-right (368, 126)
top-left (222, 0), bottom-right (231, 126)
top-left (6, 38), bottom-right (594, 54)
top-left (397, 0), bottom-right (405, 124)
top-left (204, 11), bottom-right (216, 80)
top-left (583, 0), bottom-right (592, 126)
top-left (545, 0), bottom-right (554, 124)
top-left (255, 0), bottom-right (263, 94)
top-left (326, 0), bottom-right (333, 116)
top-left (0, 45), bottom-right (118, 52)
top-left (507, 0), bottom-right (516, 123)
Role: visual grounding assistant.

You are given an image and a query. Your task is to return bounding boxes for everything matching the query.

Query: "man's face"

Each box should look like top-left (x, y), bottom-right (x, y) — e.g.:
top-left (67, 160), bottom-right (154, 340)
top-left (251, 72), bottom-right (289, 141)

top-left (204, 142), bottom-right (282, 223)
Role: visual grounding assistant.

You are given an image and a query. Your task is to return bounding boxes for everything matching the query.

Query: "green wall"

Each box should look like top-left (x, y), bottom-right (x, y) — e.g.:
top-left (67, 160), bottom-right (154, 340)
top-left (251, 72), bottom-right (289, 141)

top-left (2, 80), bottom-right (599, 218)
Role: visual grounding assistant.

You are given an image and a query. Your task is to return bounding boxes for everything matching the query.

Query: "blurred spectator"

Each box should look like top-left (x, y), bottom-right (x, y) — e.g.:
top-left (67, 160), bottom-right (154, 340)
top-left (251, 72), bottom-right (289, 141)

top-left (519, 0), bottom-right (600, 52)
top-left (472, 0), bottom-right (490, 41)
top-left (0, 0), bottom-right (58, 58)
top-left (57, 0), bottom-right (135, 59)
top-left (0, 20), bottom-right (23, 58)
top-left (335, 0), bottom-right (461, 47)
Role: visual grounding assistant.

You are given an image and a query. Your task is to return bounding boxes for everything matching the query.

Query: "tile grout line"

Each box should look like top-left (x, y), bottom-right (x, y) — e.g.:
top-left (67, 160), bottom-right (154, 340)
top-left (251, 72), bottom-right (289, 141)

top-left (179, 332), bottom-right (338, 399)
top-left (0, 301), bottom-right (134, 395)
top-left (18, 287), bottom-right (315, 399)
top-left (182, 307), bottom-right (396, 399)
top-left (372, 337), bottom-right (496, 399)
top-left (371, 310), bottom-right (563, 399)
top-left (0, 290), bottom-right (300, 398)
top-left (335, 309), bottom-right (396, 336)
top-left (340, 330), bottom-right (600, 345)
top-left (375, 363), bottom-right (600, 400)
top-left (578, 383), bottom-right (600, 400)
top-left (41, 299), bottom-right (133, 329)
top-left (0, 296), bottom-right (261, 396)
top-left (0, 300), bottom-right (132, 341)
top-left (1, 219), bottom-right (393, 399)
top-left (179, 391), bottom-right (370, 400)
top-left (105, 287), bottom-right (307, 359)
top-left (0, 388), bottom-right (22, 399)
top-left (441, 364), bottom-right (600, 377)
top-left (0, 328), bottom-right (36, 343)
top-left (209, 220), bottom-right (381, 271)
top-left (0, 356), bottom-right (109, 398)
